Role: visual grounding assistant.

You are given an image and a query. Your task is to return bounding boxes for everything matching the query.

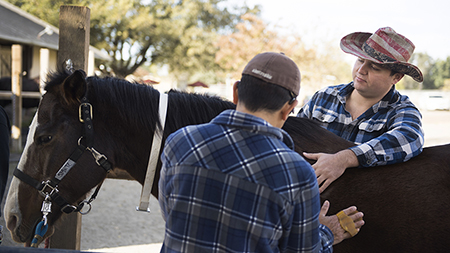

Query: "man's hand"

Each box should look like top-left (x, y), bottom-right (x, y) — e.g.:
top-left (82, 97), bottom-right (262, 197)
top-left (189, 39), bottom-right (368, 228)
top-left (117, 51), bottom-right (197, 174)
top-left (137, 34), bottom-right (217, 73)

top-left (304, 149), bottom-right (358, 192)
top-left (319, 200), bottom-right (365, 245)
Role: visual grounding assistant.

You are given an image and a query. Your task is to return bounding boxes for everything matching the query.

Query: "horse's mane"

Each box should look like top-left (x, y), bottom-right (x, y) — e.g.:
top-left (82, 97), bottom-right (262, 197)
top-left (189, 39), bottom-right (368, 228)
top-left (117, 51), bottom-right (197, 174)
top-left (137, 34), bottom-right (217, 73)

top-left (283, 117), bottom-right (355, 159)
top-left (44, 70), bottom-right (236, 136)
top-left (164, 90), bottom-right (236, 134)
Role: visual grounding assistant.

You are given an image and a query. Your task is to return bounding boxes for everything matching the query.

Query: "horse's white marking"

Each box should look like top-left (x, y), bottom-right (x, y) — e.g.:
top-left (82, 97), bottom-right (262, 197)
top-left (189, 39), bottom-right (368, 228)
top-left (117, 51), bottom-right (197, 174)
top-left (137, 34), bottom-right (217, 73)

top-left (4, 110), bottom-right (39, 231)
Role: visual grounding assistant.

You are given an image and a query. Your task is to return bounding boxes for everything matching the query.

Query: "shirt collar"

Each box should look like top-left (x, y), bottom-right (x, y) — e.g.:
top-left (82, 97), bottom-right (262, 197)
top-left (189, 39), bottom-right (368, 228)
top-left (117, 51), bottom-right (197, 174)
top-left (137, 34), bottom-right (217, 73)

top-left (211, 110), bottom-right (295, 149)
top-left (338, 82), bottom-right (399, 111)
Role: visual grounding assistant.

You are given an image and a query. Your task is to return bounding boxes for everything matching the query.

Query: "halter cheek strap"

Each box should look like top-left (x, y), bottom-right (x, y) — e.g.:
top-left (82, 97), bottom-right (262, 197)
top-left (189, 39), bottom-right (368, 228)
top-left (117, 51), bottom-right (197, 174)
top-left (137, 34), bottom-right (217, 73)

top-left (13, 97), bottom-right (112, 214)
top-left (136, 92), bottom-right (168, 212)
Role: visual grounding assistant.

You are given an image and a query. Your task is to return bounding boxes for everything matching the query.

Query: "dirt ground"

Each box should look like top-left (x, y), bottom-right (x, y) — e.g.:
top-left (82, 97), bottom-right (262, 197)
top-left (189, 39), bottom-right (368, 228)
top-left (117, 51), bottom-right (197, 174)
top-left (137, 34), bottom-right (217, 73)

top-left (1, 110), bottom-right (449, 252)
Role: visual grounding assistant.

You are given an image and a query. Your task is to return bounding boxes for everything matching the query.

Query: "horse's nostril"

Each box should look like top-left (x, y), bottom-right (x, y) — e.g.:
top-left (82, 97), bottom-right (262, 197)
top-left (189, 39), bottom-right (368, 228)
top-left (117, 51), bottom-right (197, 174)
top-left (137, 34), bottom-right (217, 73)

top-left (6, 214), bottom-right (18, 233)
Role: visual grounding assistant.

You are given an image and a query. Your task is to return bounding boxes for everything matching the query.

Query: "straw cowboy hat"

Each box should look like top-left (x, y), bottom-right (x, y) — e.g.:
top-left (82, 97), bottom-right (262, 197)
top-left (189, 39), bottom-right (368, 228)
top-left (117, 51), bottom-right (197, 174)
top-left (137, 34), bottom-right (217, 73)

top-left (340, 27), bottom-right (423, 82)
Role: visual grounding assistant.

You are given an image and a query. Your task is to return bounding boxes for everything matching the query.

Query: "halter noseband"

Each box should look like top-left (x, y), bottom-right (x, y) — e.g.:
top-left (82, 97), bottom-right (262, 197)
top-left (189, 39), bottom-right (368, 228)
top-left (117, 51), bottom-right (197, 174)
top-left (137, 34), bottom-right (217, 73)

top-left (13, 97), bottom-right (112, 216)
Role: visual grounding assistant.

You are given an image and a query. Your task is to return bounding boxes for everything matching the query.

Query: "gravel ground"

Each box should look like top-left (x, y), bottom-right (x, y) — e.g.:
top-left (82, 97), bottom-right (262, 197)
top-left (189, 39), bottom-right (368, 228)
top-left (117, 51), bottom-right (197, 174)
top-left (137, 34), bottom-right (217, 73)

top-left (1, 110), bottom-right (449, 252)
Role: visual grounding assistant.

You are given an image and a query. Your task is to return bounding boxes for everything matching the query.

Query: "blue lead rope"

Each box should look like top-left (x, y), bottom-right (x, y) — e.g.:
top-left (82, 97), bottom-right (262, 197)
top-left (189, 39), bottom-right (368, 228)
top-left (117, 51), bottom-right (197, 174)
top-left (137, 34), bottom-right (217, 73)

top-left (30, 220), bottom-right (48, 247)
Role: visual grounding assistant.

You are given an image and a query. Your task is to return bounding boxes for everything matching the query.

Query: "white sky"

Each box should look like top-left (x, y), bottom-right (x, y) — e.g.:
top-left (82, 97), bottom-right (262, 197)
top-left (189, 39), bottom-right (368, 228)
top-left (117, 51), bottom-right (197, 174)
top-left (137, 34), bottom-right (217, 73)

top-left (226, 0), bottom-right (449, 61)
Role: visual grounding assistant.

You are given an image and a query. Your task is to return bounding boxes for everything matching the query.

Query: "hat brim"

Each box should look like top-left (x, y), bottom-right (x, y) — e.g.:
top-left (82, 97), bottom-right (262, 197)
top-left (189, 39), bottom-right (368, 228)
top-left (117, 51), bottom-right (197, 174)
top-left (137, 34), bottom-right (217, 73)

top-left (340, 32), bottom-right (423, 82)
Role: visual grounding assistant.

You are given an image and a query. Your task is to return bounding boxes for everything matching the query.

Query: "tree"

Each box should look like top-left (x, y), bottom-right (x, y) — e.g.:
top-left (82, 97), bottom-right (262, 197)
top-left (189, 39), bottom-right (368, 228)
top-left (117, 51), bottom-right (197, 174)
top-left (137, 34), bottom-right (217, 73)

top-left (398, 52), bottom-right (434, 89)
top-left (215, 14), bottom-right (351, 95)
top-left (430, 57), bottom-right (450, 90)
top-left (7, 0), bottom-right (251, 77)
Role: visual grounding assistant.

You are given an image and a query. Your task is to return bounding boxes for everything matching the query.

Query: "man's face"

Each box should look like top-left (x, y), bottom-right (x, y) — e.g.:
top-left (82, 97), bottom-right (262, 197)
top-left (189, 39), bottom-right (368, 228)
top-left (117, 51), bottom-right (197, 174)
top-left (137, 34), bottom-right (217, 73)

top-left (352, 58), bottom-right (403, 99)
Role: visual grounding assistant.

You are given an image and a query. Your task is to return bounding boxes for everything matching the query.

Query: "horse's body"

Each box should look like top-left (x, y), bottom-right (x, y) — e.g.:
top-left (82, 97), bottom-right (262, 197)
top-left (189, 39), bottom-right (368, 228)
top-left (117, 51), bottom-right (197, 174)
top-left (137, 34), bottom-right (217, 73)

top-left (4, 70), bottom-right (450, 252)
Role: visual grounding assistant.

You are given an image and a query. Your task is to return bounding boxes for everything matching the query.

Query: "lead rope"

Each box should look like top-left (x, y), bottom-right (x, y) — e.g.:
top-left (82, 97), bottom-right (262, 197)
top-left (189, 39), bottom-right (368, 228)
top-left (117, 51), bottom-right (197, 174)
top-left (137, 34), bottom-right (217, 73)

top-left (136, 92), bottom-right (168, 212)
top-left (31, 196), bottom-right (52, 247)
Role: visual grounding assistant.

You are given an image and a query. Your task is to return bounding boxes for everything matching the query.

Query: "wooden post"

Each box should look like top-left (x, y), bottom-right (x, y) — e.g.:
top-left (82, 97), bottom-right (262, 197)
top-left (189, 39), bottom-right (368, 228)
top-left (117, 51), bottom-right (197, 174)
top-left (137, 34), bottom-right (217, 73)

top-left (58, 6), bottom-right (90, 71)
top-left (48, 5), bottom-right (90, 250)
top-left (11, 44), bottom-right (22, 152)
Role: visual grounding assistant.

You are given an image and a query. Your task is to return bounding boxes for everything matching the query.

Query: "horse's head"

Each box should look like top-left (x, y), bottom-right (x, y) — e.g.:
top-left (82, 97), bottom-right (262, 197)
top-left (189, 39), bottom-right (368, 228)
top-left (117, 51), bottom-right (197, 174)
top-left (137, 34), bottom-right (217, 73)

top-left (4, 70), bottom-right (111, 246)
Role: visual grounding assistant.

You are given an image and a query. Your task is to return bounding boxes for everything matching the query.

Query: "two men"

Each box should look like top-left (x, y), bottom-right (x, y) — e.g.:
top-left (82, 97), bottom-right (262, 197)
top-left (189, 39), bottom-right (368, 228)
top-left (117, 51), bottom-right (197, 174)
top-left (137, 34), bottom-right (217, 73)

top-left (159, 52), bottom-right (364, 252)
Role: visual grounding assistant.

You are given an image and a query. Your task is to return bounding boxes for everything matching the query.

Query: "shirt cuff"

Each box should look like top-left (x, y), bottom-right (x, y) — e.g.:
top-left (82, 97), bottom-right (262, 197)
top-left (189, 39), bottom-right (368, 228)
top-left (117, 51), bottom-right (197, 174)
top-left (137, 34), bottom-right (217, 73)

top-left (349, 143), bottom-right (377, 167)
top-left (319, 224), bottom-right (334, 249)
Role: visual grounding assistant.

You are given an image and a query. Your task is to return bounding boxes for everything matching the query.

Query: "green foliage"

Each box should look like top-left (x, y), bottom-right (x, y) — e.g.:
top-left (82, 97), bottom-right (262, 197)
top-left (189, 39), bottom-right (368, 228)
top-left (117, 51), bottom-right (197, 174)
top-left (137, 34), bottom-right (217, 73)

top-left (430, 57), bottom-right (450, 90)
top-left (6, 0), bottom-right (86, 27)
top-left (395, 53), bottom-right (450, 90)
top-left (215, 14), bottom-right (352, 92)
top-left (7, 0), bottom-right (251, 77)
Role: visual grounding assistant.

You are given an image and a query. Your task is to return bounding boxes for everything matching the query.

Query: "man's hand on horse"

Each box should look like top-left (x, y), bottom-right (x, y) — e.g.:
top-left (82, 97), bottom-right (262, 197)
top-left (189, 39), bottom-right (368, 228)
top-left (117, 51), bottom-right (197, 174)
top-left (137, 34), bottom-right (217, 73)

top-left (303, 149), bottom-right (359, 193)
top-left (319, 200), bottom-right (365, 245)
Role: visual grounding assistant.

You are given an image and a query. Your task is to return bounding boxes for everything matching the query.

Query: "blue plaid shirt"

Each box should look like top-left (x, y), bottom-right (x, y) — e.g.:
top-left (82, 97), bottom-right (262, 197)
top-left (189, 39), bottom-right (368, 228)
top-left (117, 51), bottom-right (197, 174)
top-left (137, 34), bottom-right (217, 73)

top-left (297, 82), bottom-right (424, 167)
top-left (159, 110), bottom-right (334, 253)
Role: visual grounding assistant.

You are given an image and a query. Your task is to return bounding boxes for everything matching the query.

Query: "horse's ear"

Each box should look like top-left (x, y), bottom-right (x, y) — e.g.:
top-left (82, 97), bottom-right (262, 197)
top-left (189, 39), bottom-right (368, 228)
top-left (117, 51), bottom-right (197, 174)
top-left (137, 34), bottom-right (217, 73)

top-left (61, 70), bottom-right (87, 105)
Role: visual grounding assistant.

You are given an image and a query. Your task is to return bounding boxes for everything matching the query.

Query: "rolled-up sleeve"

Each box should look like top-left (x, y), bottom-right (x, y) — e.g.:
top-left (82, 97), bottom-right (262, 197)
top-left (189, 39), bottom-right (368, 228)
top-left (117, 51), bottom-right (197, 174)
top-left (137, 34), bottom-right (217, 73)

top-left (350, 106), bottom-right (424, 167)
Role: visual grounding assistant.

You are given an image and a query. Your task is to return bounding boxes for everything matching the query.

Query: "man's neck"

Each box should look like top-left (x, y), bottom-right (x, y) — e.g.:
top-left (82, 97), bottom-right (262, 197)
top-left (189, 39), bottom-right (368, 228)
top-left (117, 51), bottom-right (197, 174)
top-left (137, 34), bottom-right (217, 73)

top-left (346, 90), bottom-right (381, 120)
top-left (236, 105), bottom-right (283, 128)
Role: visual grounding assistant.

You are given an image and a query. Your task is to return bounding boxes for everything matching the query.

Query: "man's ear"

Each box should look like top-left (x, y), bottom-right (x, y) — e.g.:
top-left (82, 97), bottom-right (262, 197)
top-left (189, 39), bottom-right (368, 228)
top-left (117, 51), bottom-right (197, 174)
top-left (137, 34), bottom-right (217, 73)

top-left (281, 100), bottom-right (298, 121)
top-left (232, 81), bottom-right (239, 104)
top-left (393, 73), bottom-right (405, 85)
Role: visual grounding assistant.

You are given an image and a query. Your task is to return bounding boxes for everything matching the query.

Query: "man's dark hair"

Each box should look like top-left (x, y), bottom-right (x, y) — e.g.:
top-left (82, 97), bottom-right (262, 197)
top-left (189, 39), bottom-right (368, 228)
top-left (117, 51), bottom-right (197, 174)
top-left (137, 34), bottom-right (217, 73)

top-left (390, 69), bottom-right (399, 76)
top-left (237, 74), bottom-right (295, 112)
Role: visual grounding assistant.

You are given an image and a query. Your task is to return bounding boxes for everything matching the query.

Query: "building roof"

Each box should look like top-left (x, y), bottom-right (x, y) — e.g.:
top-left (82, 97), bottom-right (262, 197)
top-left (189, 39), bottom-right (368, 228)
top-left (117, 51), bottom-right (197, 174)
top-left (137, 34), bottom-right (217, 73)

top-left (0, 0), bottom-right (110, 60)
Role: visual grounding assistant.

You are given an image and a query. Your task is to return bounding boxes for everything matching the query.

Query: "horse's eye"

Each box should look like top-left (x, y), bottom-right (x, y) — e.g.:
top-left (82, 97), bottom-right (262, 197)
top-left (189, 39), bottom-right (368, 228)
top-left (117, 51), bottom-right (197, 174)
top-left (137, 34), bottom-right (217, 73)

top-left (37, 135), bottom-right (52, 144)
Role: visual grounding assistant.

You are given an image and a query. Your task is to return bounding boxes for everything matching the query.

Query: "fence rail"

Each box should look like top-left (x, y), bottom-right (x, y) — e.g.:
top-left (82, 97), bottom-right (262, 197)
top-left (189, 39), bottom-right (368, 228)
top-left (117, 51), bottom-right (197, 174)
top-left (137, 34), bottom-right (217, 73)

top-left (0, 91), bottom-right (42, 99)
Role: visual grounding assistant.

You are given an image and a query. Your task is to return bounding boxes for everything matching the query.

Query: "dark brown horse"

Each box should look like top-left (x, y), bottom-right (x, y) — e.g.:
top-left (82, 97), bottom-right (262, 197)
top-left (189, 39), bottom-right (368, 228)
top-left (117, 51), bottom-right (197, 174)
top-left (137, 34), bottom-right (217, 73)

top-left (4, 70), bottom-right (450, 252)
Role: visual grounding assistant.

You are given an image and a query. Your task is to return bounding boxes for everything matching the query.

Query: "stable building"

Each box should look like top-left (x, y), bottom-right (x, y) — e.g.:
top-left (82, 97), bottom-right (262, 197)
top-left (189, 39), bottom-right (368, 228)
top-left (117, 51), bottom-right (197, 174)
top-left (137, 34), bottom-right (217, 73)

top-left (0, 0), bottom-right (109, 83)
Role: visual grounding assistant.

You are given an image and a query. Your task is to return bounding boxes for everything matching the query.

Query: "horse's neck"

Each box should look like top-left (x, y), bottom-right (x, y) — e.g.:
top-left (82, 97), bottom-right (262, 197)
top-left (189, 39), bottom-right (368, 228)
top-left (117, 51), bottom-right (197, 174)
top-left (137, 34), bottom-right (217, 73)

top-left (283, 117), bottom-right (354, 156)
top-left (164, 92), bottom-right (235, 135)
top-left (97, 90), bottom-right (235, 183)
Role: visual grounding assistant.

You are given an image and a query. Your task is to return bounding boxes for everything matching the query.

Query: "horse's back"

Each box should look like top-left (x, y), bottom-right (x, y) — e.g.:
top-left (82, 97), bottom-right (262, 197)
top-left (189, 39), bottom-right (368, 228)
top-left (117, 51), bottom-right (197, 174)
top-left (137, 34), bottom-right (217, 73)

top-left (325, 144), bottom-right (450, 252)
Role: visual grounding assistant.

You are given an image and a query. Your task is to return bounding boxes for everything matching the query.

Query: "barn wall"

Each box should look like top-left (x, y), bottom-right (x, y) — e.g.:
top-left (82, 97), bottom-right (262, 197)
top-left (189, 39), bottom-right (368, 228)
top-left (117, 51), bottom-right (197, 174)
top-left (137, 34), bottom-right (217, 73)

top-left (0, 45), bottom-right (11, 77)
top-left (30, 46), bottom-right (57, 79)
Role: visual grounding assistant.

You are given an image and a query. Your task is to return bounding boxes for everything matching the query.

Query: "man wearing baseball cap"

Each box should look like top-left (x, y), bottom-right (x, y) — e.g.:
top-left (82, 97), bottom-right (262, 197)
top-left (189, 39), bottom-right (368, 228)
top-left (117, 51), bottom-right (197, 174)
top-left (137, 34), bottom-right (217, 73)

top-left (159, 52), bottom-right (364, 252)
top-left (298, 27), bottom-right (424, 192)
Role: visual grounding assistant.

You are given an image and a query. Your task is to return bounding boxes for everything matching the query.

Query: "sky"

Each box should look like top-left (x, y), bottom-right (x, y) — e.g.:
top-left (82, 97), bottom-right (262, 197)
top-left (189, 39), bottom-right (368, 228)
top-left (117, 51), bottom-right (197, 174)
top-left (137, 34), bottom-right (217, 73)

top-left (226, 0), bottom-right (450, 61)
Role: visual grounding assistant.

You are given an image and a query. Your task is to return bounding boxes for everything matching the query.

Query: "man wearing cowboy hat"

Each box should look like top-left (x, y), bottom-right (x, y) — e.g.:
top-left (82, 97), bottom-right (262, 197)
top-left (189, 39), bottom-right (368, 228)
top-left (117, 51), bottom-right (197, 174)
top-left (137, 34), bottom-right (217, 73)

top-left (298, 27), bottom-right (424, 193)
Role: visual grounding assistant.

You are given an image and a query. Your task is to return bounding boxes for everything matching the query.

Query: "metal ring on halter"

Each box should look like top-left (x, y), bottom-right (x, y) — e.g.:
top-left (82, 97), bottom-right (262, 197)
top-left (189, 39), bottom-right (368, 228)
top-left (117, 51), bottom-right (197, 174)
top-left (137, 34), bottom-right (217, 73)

top-left (78, 137), bottom-right (84, 146)
top-left (79, 201), bottom-right (92, 215)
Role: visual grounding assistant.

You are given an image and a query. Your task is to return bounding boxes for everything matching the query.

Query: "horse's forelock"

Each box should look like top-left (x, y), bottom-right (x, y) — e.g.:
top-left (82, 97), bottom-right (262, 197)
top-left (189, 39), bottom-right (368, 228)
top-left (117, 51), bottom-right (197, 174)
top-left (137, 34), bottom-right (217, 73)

top-left (44, 69), bottom-right (71, 92)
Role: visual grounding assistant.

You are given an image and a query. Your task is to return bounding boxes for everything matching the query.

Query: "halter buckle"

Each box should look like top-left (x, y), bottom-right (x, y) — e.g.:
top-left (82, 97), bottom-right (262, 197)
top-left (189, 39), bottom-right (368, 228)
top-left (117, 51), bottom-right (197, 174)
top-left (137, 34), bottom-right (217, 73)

top-left (39, 180), bottom-right (58, 197)
top-left (61, 204), bottom-right (77, 214)
top-left (79, 102), bottom-right (93, 123)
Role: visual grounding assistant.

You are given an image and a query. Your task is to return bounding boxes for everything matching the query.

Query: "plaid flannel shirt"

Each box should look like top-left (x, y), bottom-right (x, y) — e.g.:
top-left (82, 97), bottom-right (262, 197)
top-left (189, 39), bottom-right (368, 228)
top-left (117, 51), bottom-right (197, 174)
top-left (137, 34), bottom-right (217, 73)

top-left (297, 82), bottom-right (424, 167)
top-left (159, 110), bottom-right (333, 253)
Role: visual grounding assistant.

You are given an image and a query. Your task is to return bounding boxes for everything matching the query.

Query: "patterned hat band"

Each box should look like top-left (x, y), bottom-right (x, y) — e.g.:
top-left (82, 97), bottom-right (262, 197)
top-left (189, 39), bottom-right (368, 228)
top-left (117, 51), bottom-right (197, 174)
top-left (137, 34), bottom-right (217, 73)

top-left (362, 43), bottom-right (397, 63)
top-left (362, 43), bottom-right (422, 81)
